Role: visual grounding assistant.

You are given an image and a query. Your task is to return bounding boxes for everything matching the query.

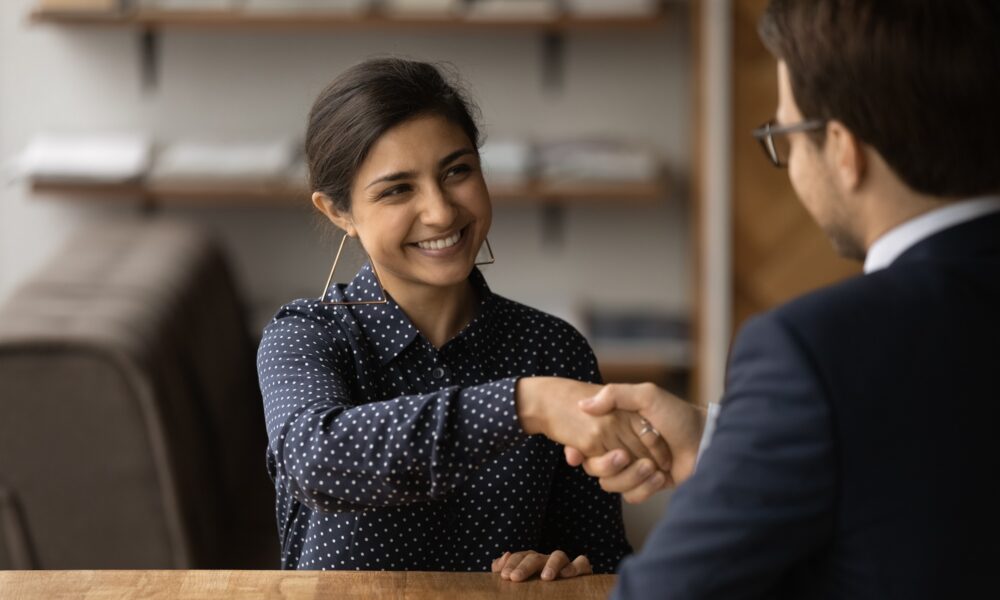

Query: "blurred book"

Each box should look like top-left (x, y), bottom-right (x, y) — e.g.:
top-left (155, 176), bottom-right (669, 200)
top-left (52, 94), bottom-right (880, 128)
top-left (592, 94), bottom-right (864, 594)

top-left (537, 139), bottom-right (661, 184)
top-left (565, 0), bottom-right (660, 18)
top-left (479, 139), bottom-right (534, 186)
top-left (18, 133), bottom-right (152, 183)
top-left (585, 307), bottom-right (692, 368)
top-left (149, 139), bottom-right (300, 188)
top-left (38, 0), bottom-right (124, 11)
top-left (243, 0), bottom-right (372, 14)
top-left (141, 0), bottom-right (242, 10)
top-left (381, 0), bottom-right (463, 18)
top-left (465, 0), bottom-right (558, 21)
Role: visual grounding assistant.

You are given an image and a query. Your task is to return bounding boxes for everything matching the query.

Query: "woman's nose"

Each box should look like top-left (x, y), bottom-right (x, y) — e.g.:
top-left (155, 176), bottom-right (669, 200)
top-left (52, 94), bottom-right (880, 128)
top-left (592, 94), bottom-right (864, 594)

top-left (419, 183), bottom-right (458, 227)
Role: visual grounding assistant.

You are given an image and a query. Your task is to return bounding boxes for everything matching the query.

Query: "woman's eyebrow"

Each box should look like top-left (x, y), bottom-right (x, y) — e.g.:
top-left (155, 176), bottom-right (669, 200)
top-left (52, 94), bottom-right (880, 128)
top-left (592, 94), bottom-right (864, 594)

top-left (365, 148), bottom-right (476, 189)
top-left (438, 148), bottom-right (475, 168)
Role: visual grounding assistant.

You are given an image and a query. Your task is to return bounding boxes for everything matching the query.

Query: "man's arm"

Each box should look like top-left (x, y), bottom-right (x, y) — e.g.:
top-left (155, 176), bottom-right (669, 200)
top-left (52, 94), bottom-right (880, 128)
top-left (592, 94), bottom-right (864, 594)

top-left (613, 312), bottom-right (836, 599)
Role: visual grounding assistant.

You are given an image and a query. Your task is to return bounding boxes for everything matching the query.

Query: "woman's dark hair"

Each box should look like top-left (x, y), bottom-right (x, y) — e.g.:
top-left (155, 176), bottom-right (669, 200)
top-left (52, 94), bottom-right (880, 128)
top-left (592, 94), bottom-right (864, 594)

top-left (306, 58), bottom-right (483, 212)
top-left (759, 0), bottom-right (1000, 198)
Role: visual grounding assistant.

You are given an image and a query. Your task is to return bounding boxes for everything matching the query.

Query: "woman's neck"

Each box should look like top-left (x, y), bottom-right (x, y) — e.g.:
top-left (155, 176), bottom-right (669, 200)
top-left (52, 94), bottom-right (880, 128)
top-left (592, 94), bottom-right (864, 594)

top-left (380, 272), bottom-right (477, 349)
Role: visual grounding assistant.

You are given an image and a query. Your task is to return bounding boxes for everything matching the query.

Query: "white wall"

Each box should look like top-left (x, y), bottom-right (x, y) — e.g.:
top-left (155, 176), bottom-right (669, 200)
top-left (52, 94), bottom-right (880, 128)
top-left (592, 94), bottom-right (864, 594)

top-left (0, 0), bottom-right (693, 549)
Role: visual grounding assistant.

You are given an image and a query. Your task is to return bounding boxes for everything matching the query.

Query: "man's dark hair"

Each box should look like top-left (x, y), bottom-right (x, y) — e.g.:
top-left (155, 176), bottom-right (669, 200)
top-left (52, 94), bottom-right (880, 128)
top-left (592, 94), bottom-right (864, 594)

top-left (306, 57), bottom-right (482, 212)
top-left (759, 0), bottom-right (1000, 198)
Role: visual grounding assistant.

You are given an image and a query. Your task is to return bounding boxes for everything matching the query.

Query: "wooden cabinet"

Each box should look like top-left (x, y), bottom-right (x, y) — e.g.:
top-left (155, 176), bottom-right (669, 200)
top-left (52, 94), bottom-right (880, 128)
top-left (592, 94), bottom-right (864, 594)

top-left (730, 0), bottom-right (858, 329)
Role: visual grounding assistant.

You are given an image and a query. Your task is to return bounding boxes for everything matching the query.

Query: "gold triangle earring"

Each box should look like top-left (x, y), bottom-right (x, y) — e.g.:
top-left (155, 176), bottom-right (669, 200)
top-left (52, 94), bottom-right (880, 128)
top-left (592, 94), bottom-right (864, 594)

top-left (318, 232), bottom-right (389, 305)
top-left (475, 237), bottom-right (496, 266)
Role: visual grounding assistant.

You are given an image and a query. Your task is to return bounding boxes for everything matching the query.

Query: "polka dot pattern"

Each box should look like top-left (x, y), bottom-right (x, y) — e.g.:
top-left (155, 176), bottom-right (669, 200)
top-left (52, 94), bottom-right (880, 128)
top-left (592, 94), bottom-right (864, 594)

top-left (257, 264), bottom-right (631, 572)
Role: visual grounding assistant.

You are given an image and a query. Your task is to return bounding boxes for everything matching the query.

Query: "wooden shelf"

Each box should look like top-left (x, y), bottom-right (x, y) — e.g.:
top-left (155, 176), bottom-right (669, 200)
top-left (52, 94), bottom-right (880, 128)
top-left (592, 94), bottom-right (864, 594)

top-left (30, 177), bottom-right (668, 208)
top-left (29, 8), bottom-right (668, 32)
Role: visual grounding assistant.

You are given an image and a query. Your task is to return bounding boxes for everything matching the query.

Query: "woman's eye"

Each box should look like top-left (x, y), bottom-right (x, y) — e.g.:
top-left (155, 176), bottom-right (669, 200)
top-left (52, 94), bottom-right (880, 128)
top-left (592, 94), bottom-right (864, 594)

top-left (378, 185), bottom-right (410, 199)
top-left (445, 164), bottom-right (472, 179)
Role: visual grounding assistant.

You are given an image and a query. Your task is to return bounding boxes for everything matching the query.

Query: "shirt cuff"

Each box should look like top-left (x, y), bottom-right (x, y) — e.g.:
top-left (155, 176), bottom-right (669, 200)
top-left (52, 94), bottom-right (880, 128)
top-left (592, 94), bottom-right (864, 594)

top-left (694, 402), bottom-right (722, 468)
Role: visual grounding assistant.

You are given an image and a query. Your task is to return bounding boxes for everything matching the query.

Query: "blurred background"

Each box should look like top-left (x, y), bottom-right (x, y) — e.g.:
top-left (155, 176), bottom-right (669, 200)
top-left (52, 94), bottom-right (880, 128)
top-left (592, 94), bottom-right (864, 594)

top-left (0, 0), bottom-right (857, 571)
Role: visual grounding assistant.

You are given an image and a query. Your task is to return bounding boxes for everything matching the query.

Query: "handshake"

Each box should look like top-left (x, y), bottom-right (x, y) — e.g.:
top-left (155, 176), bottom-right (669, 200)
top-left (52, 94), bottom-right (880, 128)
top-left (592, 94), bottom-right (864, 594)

top-left (515, 377), bottom-right (708, 504)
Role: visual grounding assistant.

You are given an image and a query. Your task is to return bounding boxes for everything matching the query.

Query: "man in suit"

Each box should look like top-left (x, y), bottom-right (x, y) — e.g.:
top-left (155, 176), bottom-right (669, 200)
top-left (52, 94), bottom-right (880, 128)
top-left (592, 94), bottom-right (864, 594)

top-left (564, 0), bottom-right (1000, 597)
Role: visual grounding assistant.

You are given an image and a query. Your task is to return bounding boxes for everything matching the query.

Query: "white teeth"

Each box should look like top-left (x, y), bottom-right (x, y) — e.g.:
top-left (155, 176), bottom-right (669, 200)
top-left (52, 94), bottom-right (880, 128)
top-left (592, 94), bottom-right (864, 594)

top-left (417, 231), bottom-right (461, 250)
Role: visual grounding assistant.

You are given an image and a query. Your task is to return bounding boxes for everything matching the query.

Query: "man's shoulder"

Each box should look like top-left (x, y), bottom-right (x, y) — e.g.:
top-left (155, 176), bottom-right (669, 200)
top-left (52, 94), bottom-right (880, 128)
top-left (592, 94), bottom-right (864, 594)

top-left (770, 267), bottom-right (924, 332)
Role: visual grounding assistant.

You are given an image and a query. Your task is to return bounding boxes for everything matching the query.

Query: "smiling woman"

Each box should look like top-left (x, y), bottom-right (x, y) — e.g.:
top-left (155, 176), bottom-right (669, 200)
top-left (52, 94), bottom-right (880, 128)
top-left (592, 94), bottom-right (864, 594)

top-left (256, 58), bottom-right (670, 580)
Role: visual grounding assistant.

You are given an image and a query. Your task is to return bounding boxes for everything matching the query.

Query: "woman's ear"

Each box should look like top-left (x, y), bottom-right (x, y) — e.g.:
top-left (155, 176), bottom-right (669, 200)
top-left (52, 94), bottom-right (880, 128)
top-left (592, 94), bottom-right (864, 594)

top-left (312, 192), bottom-right (356, 237)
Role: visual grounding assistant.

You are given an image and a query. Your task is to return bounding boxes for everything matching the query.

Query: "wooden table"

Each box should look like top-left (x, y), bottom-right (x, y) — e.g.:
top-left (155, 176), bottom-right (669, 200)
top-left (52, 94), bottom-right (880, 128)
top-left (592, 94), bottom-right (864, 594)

top-left (0, 570), bottom-right (616, 599)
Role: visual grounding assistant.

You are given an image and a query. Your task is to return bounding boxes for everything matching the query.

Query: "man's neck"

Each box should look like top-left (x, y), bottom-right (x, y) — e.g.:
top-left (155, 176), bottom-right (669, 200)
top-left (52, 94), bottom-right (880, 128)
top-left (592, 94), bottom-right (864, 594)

top-left (858, 176), bottom-right (958, 254)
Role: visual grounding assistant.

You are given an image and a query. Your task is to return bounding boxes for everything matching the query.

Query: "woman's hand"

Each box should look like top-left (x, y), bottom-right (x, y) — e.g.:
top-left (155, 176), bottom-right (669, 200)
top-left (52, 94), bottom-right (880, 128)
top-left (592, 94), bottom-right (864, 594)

top-left (565, 383), bottom-right (707, 500)
top-left (491, 550), bottom-right (592, 582)
top-left (516, 377), bottom-right (672, 472)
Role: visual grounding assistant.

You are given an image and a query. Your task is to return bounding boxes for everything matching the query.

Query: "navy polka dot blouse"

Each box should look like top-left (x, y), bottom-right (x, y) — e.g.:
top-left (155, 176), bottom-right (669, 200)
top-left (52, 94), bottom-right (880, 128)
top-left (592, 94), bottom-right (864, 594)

top-left (257, 264), bottom-right (631, 572)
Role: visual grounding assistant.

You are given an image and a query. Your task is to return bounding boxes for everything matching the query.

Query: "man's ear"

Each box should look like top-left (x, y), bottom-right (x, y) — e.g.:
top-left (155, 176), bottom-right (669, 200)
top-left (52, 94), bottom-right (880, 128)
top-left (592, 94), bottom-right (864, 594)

top-left (312, 192), bottom-right (356, 236)
top-left (825, 120), bottom-right (868, 192)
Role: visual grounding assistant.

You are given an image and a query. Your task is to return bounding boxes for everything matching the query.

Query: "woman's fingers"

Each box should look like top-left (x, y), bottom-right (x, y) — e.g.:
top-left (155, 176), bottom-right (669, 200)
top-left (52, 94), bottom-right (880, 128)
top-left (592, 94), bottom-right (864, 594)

top-left (498, 550), bottom-right (591, 582)
top-left (564, 445), bottom-right (585, 467)
top-left (500, 551), bottom-right (530, 579)
top-left (540, 550), bottom-right (570, 581)
top-left (559, 555), bottom-right (593, 578)
top-left (508, 552), bottom-right (548, 582)
top-left (492, 551), bottom-right (511, 573)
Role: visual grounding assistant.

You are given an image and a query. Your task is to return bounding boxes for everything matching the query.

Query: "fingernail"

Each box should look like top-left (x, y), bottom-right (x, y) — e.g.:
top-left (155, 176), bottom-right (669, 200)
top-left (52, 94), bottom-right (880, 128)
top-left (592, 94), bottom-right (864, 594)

top-left (612, 451), bottom-right (628, 467)
top-left (637, 463), bottom-right (653, 478)
top-left (542, 568), bottom-right (554, 580)
top-left (650, 472), bottom-right (666, 487)
top-left (578, 397), bottom-right (596, 408)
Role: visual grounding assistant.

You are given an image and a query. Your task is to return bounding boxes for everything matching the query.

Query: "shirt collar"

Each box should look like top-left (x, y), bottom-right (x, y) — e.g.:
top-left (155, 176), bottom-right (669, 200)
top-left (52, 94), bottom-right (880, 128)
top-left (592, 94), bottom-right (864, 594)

top-left (341, 263), bottom-right (496, 365)
top-left (863, 196), bottom-right (1000, 274)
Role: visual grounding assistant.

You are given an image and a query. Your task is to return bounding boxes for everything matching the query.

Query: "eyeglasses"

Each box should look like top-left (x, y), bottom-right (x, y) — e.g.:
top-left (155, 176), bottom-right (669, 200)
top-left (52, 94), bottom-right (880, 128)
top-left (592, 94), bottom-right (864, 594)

top-left (751, 119), bottom-right (827, 168)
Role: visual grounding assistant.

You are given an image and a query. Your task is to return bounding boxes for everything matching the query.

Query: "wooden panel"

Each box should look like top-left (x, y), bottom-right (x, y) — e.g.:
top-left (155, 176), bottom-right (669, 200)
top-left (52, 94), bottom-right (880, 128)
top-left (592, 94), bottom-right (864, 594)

top-left (730, 0), bottom-right (859, 330)
top-left (0, 570), bottom-right (616, 600)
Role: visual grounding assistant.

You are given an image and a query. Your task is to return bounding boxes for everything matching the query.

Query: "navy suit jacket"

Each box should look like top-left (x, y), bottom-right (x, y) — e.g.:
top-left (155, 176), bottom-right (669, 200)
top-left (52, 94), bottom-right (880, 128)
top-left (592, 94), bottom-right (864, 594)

top-left (613, 212), bottom-right (1000, 599)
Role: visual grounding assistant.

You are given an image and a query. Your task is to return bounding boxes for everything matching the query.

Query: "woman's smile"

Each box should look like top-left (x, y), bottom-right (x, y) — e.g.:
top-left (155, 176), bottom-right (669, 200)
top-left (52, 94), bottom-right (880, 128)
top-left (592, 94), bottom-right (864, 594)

top-left (410, 224), bottom-right (470, 257)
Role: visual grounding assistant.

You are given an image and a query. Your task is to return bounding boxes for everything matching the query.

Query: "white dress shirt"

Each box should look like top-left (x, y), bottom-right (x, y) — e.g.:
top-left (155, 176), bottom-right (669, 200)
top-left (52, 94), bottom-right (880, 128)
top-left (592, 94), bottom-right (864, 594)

top-left (863, 195), bottom-right (1000, 274)
top-left (695, 195), bottom-right (1000, 466)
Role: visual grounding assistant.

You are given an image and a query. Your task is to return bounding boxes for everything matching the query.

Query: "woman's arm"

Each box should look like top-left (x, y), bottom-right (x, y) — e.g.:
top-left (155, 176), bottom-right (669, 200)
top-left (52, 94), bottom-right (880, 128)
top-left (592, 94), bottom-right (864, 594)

top-left (258, 304), bottom-right (663, 514)
top-left (259, 305), bottom-right (527, 513)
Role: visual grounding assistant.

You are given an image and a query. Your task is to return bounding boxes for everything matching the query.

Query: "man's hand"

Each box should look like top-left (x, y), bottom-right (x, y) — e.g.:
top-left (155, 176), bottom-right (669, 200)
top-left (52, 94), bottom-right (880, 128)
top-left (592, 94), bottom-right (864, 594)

top-left (516, 377), bottom-right (673, 472)
top-left (565, 383), bottom-right (707, 502)
top-left (492, 550), bottom-right (592, 582)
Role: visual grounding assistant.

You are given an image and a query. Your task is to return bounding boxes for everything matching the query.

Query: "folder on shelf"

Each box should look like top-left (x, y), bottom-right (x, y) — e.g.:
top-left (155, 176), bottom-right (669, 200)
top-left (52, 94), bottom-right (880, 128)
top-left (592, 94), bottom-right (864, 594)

top-left (19, 133), bottom-right (152, 184)
top-left (564, 0), bottom-right (661, 18)
top-left (480, 139), bottom-right (534, 186)
top-left (148, 139), bottom-right (300, 189)
top-left (243, 0), bottom-right (372, 14)
top-left (465, 0), bottom-right (559, 21)
top-left (141, 0), bottom-right (241, 10)
top-left (381, 0), bottom-right (463, 18)
top-left (38, 0), bottom-right (122, 11)
top-left (537, 139), bottom-right (662, 184)
top-left (585, 308), bottom-right (692, 368)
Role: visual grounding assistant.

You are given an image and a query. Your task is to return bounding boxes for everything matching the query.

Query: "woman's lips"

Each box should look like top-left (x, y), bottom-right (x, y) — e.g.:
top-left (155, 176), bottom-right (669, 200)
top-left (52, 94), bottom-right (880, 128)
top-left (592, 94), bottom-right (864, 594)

top-left (411, 226), bottom-right (470, 257)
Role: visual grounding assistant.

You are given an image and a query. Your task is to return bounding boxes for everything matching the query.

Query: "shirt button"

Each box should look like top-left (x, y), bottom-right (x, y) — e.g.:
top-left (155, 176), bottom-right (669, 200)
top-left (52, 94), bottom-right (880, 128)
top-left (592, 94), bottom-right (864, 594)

top-left (431, 367), bottom-right (448, 380)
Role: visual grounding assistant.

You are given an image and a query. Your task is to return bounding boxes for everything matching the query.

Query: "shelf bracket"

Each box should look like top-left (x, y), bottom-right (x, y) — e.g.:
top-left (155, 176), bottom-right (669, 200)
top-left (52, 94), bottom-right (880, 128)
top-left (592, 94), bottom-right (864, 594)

top-left (139, 27), bottom-right (159, 92)
top-left (541, 31), bottom-right (565, 92)
top-left (541, 202), bottom-right (565, 247)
